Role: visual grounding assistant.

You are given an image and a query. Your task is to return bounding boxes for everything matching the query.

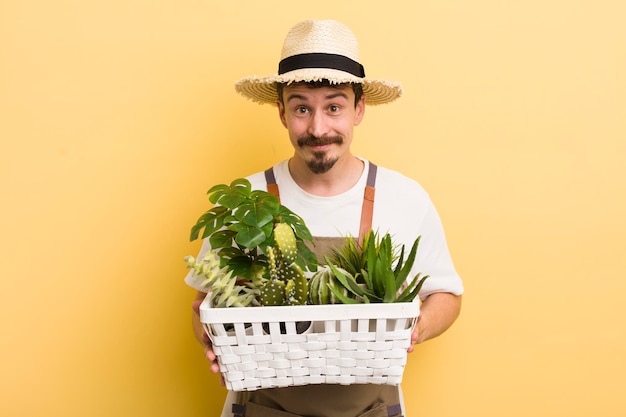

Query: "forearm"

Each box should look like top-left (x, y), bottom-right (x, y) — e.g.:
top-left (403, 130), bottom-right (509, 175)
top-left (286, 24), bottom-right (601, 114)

top-left (191, 290), bottom-right (222, 378)
top-left (415, 292), bottom-right (462, 344)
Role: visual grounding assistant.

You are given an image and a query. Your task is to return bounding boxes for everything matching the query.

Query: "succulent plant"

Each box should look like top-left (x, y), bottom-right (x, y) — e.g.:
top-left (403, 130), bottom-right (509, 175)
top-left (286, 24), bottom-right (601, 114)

top-left (326, 234), bottom-right (369, 278)
top-left (324, 230), bottom-right (429, 304)
top-left (308, 265), bottom-right (349, 305)
top-left (184, 251), bottom-right (259, 308)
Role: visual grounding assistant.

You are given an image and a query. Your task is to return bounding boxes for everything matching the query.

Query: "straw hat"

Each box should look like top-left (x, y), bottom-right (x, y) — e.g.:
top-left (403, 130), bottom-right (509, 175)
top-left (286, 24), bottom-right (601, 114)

top-left (235, 20), bottom-right (403, 106)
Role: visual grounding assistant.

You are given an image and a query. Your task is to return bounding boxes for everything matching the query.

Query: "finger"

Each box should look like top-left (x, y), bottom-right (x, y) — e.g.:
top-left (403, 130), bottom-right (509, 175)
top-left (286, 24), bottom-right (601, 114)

top-left (205, 349), bottom-right (221, 374)
top-left (205, 348), bottom-right (217, 362)
top-left (407, 329), bottom-right (418, 353)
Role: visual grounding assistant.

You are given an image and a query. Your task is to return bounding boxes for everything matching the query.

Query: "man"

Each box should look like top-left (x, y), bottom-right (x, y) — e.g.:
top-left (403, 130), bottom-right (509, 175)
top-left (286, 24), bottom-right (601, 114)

top-left (186, 19), bottom-right (463, 417)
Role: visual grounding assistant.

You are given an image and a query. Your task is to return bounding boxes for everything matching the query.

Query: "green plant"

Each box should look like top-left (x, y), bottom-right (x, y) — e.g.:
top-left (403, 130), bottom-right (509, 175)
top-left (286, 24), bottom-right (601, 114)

top-left (189, 178), bottom-right (317, 279)
top-left (324, 230), bottom-right (428, 304)
top-left (325, 234), bottom-right (369, 278)
top-left (187, 178), bottom-right (317, 306)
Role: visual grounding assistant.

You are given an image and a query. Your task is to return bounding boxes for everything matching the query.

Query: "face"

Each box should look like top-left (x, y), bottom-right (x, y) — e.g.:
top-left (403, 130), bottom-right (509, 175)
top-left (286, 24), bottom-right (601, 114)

top-left (277, 83), bottom-right (365, 174)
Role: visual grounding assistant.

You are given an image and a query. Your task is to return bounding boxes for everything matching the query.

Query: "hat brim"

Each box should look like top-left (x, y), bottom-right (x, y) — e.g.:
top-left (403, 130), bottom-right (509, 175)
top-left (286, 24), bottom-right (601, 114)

top-left (235, 68), bottom-right (403, 106)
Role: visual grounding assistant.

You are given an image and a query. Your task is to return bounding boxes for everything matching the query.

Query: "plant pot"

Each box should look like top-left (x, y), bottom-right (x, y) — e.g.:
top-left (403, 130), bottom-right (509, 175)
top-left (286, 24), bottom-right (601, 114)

top-left (262, 320), bottom-right (312, 335)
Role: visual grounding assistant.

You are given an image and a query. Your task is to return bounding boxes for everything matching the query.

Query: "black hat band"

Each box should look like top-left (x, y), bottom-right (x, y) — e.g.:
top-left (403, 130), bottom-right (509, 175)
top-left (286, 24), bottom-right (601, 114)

top-left (278, 53), bottom-right (365, 78)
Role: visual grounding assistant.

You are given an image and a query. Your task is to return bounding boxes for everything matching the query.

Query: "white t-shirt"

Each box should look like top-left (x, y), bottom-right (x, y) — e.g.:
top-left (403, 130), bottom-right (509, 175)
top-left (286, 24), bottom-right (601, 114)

top-left (185, 159), bottom-right (464, 416)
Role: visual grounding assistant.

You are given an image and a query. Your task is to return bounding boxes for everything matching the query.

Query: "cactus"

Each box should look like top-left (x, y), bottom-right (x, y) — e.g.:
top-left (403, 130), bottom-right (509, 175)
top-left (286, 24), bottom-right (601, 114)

top-left (273, 223), bottom-right (298, 264)
top-left (258, 226), bottom-right (308, 306)
top-left (285, 263), bottom-right (308, 305)
top-left (260, 279), bottom-right (287, 306)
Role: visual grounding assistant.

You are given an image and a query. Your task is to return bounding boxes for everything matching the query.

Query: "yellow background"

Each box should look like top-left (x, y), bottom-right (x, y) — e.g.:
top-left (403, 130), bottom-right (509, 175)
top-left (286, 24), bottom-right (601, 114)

top-left (2, 1), bottom-right (624, 416)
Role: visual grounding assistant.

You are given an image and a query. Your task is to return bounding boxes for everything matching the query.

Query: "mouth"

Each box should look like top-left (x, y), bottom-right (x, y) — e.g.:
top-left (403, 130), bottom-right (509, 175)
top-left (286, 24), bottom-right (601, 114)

top-left (309, 143), bottom-right (334, 151)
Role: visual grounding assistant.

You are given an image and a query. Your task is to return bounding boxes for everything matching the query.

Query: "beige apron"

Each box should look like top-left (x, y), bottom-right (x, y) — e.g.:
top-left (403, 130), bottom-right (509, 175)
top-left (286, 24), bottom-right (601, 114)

top-left (231, 164), bottom-right (403, 417)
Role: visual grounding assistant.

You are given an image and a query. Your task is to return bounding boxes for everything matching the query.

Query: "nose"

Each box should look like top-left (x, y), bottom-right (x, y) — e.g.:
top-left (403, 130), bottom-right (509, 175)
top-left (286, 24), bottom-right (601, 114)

top-left (307, 111), bottom-right (330, 138)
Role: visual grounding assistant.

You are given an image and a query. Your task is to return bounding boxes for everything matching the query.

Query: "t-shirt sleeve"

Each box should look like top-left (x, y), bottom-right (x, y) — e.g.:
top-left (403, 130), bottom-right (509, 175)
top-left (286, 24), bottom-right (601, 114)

top-left (413, 201), bottom-right (464, 299)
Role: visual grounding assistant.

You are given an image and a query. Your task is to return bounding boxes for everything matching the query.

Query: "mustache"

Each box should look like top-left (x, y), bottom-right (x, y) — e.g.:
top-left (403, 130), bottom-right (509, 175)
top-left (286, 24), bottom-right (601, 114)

top-left (297, 135), bottom-right (343, 147)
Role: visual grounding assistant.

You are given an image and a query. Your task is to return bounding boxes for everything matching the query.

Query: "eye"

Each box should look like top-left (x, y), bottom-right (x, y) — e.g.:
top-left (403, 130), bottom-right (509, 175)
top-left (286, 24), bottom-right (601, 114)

top-left (328, 105), bottom-right (340, 113)
top-left (295, 106), bottom-right (309, 114)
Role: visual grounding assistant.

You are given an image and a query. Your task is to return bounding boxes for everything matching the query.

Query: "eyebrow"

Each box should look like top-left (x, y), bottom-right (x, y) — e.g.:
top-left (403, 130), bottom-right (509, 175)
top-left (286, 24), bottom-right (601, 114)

top-left (286, 91), bottom-right (350, 103)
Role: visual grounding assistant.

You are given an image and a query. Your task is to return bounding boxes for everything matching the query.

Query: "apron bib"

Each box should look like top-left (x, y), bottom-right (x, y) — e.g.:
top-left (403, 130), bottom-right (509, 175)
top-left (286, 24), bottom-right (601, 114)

top-left (231, 163), bottom-right (403, 417)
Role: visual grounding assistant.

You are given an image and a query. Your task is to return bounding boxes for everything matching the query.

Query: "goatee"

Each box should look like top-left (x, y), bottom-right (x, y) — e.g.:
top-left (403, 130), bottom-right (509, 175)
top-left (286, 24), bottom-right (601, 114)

top-left (297, 135), bottom-right (343, 174)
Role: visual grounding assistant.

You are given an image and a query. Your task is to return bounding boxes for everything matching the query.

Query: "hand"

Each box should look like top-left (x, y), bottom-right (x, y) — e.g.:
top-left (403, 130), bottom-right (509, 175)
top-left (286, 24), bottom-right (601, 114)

top-left (407, 311), bottom-right (425, 353)
top-left (192, 298), bottom-right (225, 386)
top-left (407, 293), bottom-right (462, 352)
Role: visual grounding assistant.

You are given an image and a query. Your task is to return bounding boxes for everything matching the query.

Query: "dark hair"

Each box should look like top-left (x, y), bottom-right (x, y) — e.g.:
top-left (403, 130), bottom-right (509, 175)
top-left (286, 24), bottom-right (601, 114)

top-left (276, 80), bottom-right (364, 107)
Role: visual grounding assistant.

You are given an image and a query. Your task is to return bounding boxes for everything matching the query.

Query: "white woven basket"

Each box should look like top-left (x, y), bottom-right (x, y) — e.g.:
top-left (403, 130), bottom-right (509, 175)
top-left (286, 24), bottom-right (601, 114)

top-left (200, 297), bottom-right (419, 391)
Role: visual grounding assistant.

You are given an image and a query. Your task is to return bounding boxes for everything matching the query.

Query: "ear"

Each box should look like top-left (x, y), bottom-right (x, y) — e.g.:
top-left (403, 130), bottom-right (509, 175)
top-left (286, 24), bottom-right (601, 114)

top-left (277, 100), bottom-right (288, 128)
top-left (354, 95), bottom-right (366, 126)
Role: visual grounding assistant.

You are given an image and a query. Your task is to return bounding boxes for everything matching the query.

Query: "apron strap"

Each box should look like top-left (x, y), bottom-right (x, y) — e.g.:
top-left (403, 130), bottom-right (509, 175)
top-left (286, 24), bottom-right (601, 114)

top-left (264, 167), bottom-right (280, 202)
top-left (359, 162), bottom-right (377, 245)
top-left (386, 404), bottom-right (403, 417)
top-left (264, 162), bottom-right (377, 245)
top-left (231, 403), bottom-right (246, 417)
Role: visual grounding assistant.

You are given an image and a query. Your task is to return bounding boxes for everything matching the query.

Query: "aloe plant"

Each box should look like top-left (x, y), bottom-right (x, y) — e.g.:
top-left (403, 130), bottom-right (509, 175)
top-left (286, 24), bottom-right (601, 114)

top-left (324, 231), bottom-right (428, 304)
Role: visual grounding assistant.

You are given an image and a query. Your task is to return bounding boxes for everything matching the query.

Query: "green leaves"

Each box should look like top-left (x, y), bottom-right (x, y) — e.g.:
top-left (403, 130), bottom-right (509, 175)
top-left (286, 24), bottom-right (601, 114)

top-left (233, 191), bottom-right (279, 227)
top-left (231, 222), bottom-right (269, 249)
top-left (190, 206), bottom-right (228, 241)
top-left (207, 178), bottom-right (252, 207)
top-left (325, 230), bottom-right (428, 303)
top-left (188, 178), bottom-right (317, 281)
top-left (325, 263), bottom-right (366, 304)
top-left (192, 182), bottom-right (280, 246)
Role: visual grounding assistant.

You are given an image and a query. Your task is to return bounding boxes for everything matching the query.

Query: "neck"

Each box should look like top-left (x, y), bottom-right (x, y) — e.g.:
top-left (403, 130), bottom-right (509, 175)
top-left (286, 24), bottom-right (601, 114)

top-left (288, 155), bottom-right (364, 197)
